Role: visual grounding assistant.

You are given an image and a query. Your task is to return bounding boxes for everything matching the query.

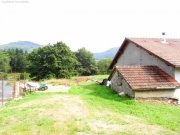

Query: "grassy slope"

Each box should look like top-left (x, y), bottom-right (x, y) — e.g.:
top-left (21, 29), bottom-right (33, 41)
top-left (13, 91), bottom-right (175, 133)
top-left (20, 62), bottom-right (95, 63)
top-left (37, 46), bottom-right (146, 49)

top-left (69, 83), bottom-right (180, 131)
top-left (0, 76), bottom-right (180, 134)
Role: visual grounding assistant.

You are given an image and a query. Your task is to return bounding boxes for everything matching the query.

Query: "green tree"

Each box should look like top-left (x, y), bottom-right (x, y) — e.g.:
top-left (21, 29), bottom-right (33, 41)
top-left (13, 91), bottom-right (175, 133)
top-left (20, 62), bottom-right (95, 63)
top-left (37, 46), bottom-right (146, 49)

top-left (28, 42), bottom-right (78, 80)
top-left (75, 48), bottom-right (98, 75)
top-left (97, 59), bottom-right (112, 74)
top-left (6, 49), bottom-right (28, 72)
top-left (0, 50), bottom-right (10, 73)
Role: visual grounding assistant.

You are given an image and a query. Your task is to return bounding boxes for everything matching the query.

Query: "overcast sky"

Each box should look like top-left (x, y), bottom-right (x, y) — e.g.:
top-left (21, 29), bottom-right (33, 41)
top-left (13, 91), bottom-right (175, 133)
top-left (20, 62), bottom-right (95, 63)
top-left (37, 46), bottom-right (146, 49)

top-left (0, 0), bottom-right (180, 52)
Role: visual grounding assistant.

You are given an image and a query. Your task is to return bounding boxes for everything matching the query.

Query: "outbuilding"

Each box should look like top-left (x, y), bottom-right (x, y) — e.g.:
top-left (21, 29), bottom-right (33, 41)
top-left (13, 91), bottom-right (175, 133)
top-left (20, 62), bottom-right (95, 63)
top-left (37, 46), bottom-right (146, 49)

top-left (109, 66), bottom-right (180, 98)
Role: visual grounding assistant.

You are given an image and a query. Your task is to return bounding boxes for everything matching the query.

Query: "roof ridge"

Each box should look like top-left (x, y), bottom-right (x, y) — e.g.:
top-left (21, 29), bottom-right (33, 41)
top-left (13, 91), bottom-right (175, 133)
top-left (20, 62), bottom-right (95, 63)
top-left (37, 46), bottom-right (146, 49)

top-left (126, 37), bottom-right (180, 40)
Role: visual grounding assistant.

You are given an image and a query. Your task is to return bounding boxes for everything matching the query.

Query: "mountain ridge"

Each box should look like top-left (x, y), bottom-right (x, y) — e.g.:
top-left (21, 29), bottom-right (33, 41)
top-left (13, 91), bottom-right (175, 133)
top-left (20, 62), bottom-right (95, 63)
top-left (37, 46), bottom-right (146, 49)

top-left (0, 41), bottom-right (119, 59)
top-left (93, 47), bottom-right (119, 59)
top-left (0, 41), bottom-right (42, 52)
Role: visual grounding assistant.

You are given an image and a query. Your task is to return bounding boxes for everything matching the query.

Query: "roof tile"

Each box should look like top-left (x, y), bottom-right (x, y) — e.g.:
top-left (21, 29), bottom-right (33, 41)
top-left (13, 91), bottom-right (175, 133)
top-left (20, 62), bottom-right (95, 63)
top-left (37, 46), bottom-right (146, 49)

top-left (116, 66), bottom-right (180, 90)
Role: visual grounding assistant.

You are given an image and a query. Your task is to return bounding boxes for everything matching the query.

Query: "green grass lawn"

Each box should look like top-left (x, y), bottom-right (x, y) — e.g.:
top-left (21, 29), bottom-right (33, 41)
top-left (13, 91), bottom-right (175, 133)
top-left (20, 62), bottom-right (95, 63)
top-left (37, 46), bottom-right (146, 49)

top-left (70, 83), bottom-right (180, 131)
top-left (0, 79), bottom-right (180, 135)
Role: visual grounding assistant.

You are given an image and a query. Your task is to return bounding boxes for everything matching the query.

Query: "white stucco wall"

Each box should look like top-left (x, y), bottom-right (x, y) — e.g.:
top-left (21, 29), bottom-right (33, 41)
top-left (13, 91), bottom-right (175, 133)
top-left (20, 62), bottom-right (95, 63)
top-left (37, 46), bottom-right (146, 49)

top-left (135, 90), bottom-right (175, 98)
top-left (172, 68), bottom-right (180, 101)
top-left (175, 67), bottom-right (180, 82)
top-left (115, 43), bottom-right (175, 77)
top-left (174, 89), bottom-right (180, 103)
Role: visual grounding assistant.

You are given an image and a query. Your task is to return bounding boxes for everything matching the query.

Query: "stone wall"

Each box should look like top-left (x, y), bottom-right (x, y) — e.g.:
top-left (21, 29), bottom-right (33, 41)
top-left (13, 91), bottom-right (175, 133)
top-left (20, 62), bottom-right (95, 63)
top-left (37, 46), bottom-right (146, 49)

top-left (110, 71), bottom-right (134, 97)
top-left (110, 71), bottom-right (124, 93)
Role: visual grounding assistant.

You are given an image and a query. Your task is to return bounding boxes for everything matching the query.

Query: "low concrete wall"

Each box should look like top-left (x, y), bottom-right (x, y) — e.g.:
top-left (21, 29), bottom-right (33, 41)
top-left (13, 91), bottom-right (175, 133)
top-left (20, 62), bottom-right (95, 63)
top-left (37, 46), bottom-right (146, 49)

top-left (135, 90), bottom-right (175, 98)
top-left (174, 89), bottom-right (180, 101)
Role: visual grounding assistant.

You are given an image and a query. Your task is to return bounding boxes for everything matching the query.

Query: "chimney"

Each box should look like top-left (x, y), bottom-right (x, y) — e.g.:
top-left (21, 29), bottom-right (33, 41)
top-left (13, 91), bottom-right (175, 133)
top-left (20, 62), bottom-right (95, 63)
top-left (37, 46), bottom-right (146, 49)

top-left (161, 32), bottom-right (168, 44)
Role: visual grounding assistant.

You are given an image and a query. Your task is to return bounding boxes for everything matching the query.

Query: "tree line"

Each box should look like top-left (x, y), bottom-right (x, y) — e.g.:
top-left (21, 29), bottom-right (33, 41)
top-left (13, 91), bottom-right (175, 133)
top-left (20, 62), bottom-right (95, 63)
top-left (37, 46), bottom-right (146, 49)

top-left (0, 42), bottom-right (112, 80)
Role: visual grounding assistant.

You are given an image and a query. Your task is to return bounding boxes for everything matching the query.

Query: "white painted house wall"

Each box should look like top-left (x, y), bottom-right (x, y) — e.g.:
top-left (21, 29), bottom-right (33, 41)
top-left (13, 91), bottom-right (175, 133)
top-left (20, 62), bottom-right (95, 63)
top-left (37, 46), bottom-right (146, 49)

top-left (174, 68), bottom-right (180, 102)
top-left (115, 43), bottom-right (175, 77)
top-left (175, 67), bottom-right (180, 82)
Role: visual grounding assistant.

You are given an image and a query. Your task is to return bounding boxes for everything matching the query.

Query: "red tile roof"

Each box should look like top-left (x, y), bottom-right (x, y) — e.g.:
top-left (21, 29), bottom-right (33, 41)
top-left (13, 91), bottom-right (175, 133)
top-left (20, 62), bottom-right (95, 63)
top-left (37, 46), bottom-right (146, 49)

top-left (115, 66), bottom-right (180, 90)
top-left (109, 38), bottom-right (180, 69)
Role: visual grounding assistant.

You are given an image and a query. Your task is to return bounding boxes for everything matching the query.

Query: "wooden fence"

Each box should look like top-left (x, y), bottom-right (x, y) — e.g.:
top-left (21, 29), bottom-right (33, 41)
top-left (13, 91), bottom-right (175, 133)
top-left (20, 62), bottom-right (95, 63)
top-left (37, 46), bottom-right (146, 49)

top-left (0, 73), bottom-right (25, 106)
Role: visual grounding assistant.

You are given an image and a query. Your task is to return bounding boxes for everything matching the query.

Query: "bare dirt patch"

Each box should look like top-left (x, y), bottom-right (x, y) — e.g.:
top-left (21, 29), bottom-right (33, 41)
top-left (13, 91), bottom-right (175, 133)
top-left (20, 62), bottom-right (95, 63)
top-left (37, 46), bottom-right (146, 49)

top-left (45, 85), bottom-right (70, 92)
top-left (45, 79), bottom-right (75, 86)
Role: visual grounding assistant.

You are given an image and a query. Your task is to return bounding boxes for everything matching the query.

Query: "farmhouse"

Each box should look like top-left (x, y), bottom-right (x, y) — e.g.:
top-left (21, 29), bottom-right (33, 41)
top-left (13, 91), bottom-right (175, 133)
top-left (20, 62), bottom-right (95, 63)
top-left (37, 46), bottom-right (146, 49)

top-left (109, 38), bottom-right (180, 102)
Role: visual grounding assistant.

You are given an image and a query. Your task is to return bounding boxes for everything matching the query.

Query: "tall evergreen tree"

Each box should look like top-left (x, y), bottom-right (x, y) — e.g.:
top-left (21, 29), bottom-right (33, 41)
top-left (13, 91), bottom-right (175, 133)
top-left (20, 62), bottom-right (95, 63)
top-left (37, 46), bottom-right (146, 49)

top-left (0, 50), bottom-right (10, 73)
top-left (6, 49), bottom-right (28, 72)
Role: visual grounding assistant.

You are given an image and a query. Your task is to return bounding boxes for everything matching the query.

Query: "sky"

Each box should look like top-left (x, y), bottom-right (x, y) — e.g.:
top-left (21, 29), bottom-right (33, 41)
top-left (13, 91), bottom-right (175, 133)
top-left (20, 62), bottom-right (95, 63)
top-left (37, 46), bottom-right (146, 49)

top-left (0, 0), bottom-right (180, 53)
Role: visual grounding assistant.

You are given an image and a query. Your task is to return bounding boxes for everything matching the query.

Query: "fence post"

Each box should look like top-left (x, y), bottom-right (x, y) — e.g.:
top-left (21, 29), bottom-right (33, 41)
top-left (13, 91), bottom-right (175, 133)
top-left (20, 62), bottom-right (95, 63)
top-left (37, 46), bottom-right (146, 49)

top-left (1, 76), bottom-right (4, 106)
top-left (13, 73), bottom-right (16, 98)
top-left (23, 72), bottom-right (26, 94)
